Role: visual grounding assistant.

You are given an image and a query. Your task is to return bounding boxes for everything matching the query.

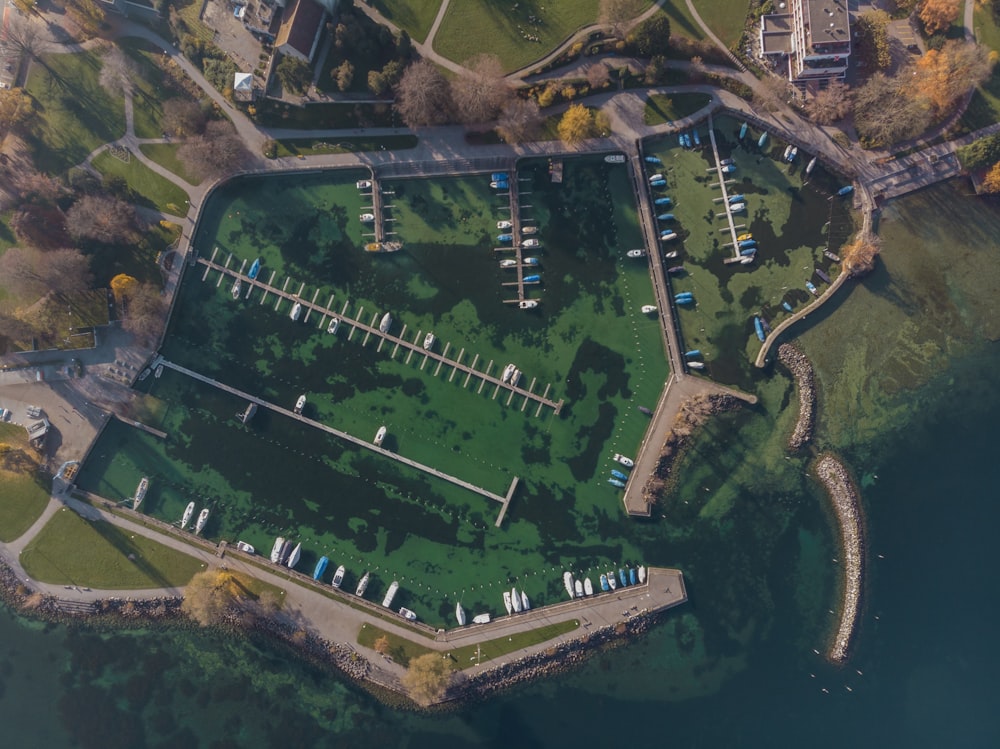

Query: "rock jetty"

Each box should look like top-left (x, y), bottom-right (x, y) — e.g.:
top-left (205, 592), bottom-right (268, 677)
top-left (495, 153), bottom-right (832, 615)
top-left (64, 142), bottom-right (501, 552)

top-left (777, 343), bottom-right (816, 451)
top-left (814, 454), bottom-right (865, 663)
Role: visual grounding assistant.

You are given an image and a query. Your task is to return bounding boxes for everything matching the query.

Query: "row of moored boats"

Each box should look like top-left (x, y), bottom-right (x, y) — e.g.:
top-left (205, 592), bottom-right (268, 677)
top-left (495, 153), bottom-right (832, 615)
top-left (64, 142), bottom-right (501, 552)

top-left (564, 565), bottom-right (647, 598)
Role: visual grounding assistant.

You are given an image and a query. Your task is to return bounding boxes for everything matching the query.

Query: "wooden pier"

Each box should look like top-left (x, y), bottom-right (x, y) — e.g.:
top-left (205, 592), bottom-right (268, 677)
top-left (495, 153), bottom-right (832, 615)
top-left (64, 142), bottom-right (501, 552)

top-left (706, 114), bottom-right (742, 261)
top-left (157, 357), bottom-right (522, 526)
top-left (196, 256), bottom-right (563, 415)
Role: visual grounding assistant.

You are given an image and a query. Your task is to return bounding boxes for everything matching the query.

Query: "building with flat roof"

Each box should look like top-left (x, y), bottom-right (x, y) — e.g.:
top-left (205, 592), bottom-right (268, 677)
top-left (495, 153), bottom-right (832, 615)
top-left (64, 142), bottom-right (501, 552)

top-left (760, 0), bottom-right (851, 84)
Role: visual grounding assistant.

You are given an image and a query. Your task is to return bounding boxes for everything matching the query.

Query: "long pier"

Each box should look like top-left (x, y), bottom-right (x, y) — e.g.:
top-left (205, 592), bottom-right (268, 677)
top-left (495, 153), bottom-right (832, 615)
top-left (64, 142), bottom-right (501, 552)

top-left (706, 114), bottom-right (742, 261)
top-left (196, 257), bottom-right (563, 415)
top-left (156, 357), bottom-right (520, 526)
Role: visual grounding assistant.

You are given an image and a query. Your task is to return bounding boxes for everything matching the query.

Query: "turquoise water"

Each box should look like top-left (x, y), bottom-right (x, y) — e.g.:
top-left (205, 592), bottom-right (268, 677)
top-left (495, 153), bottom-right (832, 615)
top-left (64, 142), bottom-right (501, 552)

top-left (5, 179), bottom-right (1000, 746)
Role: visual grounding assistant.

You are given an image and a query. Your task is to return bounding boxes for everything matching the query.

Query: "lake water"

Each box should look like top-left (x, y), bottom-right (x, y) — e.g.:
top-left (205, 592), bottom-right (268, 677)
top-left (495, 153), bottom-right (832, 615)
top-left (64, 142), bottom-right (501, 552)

top-left (4, 180), bottom-right (1000, 747)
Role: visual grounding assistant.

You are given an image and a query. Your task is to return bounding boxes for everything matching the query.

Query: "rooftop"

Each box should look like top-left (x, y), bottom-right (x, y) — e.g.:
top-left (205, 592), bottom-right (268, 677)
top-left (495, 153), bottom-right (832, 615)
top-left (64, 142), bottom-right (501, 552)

top-left (761, 13), bottom-right (794, 56)
top-left (274, 0), bottom-right (326, 59)
top-left (806, 0), bottom-right (850, 48)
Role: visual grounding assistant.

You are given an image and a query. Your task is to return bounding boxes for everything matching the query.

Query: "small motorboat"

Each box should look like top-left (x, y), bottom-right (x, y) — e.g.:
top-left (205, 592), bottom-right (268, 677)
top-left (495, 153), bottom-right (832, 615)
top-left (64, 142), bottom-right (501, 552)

top-left (657, 213), bottom-right (675, 222)
top-left (641, 305), bottom-right (657, 314)
top-left (519, 300), bottom-right (539, 309)
top-left (613, 453), bottom-right (634, 468)
top-left (356, 571), bottom-right (370, 597)
top-left (374, 426), bottom-right (387, 446)
top-left (497, 233), bottom-right (513, 243)
top-left (654, 197), bottom-right (672, 206)
top-left (815, 268), bottom-right (832, 284)
top-left (456, 602), bottom-right (467, 626)
top-left (667, 265), bottom-right (684, 274)
top-left (739, 122), bottom-right (748, 139)
top-left (664, 250), bottom-right (679, 259)
top-left (423, 332), bottom-right (436, 349)
top-left (521, 225), bottom-right (538, 235)
top-left (739, 240), bottom-right (756, 249)
top-left (611, 469), bottom-right (628, 481)
top-left (491, 180), bottom-right (509, 190)
top-left (500, 258), bottom-right (518, 268)
top-left (685, 349), bottom-right (701, 358)
top-left (181, 502), bottom-right (195, 529)
top-left (806, 156), bottom-right (818, 175)
top-left (676, 295), bottom-right (695, 305)
top-left (247, 258), bottom-right (261, 281)
top-left (618, 569), bottom-right (628, 587)
top-left (564, 571), bottom-right (575, 599)
top-left (289, 302), bottom-right (302, 321)
top-left (195, 508), bottom-right (210, 535)
top-left (783, 301), bottom-right (794, 313)
top-left (491, 172), bottom-right (509, 181)
top-left (660, 231), bottom-right (678, 241)
top-left (503, 590), bottom-right (513, 615)
top-left (382, 580), bottom-right (399, 608)
top-left (379, 312), bottom-right (392, 333)
top-left (331, 565), bottom-right (345, 588)
top-left (313, 556), bottom-right (329, 580)
top-left (522, 238), bottom-right (540, 248)
top-left (638, 406), bottom-right (652, 416)
top-left (721, 164), bottom-right (736, 174)
top-left (520, 590), bottom-right (530, 611)
top-left (523, 274), bottom-right (541, 283)
top-left (721, 158), bottom-right (734, 166)
top-left (754, 316), bottom-right (766, 342)
top-left (644, 156), bottom-right (662, 164)
top-left (638, 566), bottom-right (647, 584)
top-left (729, 194), bottom-right (745, 204)
top-left (294, 394), bottom-right (306, 414)
top-left (360, 213), bottom-right (375, 222)
top-left (501, 363), bottom-right (516, 383)
top-left (356, 179), bottom-right (372, 190)
top-left (606, 153), bottom-right (626, 163)
top-left (523, 257), bottom-right (539, 266)
top-left (650, 179), bottom-right (667, 188)
top-left (231, 278), bottom-right (241, 299)
top-left (688, 361), bottom-right (705, 370)
top-left (600, 573), bottom-right (610, 591)
top-left (607, 572), bottom-right (617, 590)
top-left (837, 185), bottom-right (854, 196)
top-left (235, 541), bottom-right (255, 554)
top-left (270, 536), bottom-right (285, 563)
top-left (286, 542), bottom-right (301, 569)
top-left (737, 232), bottom-right (752, 241)
top-left (782, 145), bottom-right (792, 161)
top-left (648, 173), bottom-right (664, 182)
top-left (509, 369), bottom-right (521, 387)
top-left (730, 202), bottom-right (746, 213)
top-left (629, 568), bottom-right (637, 586)
top-left (758, 132), bottom-right (769, 148)
top-left (327, 317), bottom-right (340, 334)
top-left (693, 130), bottom-right (701, 146)
top-left (399, 607), bottom-right (417, 621)
top-left (574, 580), bottom-right (584, 597)
top-left (497, 220), bottom-right (512, 230)
top-left (627, 249), bottom-right (646, 258)
top-left (741, 247), bottom-right (757, 257)
top-left (608, 478), bottom-right (625, 488)
top-left (473, 613), bottom-right (491, 624)
top-left (787, 146), bottom-right (798, 162)
top-left (511, 587), bottom-right (522, 613)
top-left (584, 578), bottom-right (594, 596)
top-left (806, 281), bottom-right (818, 296)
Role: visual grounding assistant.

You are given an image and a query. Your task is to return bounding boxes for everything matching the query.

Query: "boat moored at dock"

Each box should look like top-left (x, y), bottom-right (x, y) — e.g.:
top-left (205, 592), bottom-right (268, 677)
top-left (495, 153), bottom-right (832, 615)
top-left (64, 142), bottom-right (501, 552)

top-left (235, 541), bottom-right (255, 554)
top-left (806, 281), bottom-right (818, 296)
top-left (629, 568), bottom-right (637, 586)
top-left (379, 313), bottom-right (392, 333)
top-left (518, 300), bottom-right (539, 309)
top-left (181, 501), bottom-right (196, 530)
top-left (195, 508), bottom-right (210, 535)
top-left (423, 332), bottom-right (436, 349)
top-left (286, 542), bottom-right (301, 569)
top-left (355, 571), bottom-right (370, 597)
top-left (600, 573), bottom-right (610, 591)
top-left (584, 578), bottom-right (594, 596)
top-left (327, 317), bottom-right (340, 334)
top-left (294, 394), bottom-right (306, 414)
top-left (270, 536), bottom-right (285, 563)
top-left (638, 566), bottom-right (647, 584)
top-left (608, 478), bottom-right (625, 488)
top-left (382, 580), bottom-right (399, 608)
top-left (618, 569), bottom-right (628, 587)
top-left (456, 602), bottom-right (467, 626)
top-left (399, 607), bottom-right (417, 621)
top-left (289, 302), bottom-right (302, 321)
top-left (374, 426), bottom-right (387, 446)
top-left (231, 278), bottom-right (241, 300)
top-left (331, 565), bottom-right (345, 588)
top-left (627, 249), bottom-right (646, 258)
top-left (613, 453), bottom-right (634, 468)
top-left (754, 316), bottom-right (766, 342)
top-left (815, 268), bottom-right (832, 284)
top-left (520, 590), bottom-right (530, 611)
top-left (132, 477), bottom-right (149, 510)
top-left (607, 572), bottom-right (617, 590)
top-left (503, 590), bottom-right (513, 614)
top-left (511, 587), bottom-right (522, 613)
top-left (563, 571), bottom-right (575, 599)
top-left (611, 469), bottom-right (629, 481)
top-left (473, 613), bottom-right (491, 624)
top-left (313, 556), bottom-right (329, 580)
top-left (641, 305), bottom-right (658, 314)
top-left (248, 258), bottom-right (261, 280)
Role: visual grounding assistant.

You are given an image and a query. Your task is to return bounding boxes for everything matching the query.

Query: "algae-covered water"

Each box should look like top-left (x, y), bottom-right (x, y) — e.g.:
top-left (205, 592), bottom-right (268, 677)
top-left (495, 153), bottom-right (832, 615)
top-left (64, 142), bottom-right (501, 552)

top-left (9, 174), bottom-right (999, 746)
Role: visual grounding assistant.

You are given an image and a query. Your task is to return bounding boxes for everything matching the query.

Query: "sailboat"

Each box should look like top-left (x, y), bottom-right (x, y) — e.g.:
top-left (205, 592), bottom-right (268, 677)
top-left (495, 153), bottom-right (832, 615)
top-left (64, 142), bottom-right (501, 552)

top-left (194, 508), bottom-right (210, 535)
top-left (456, 602), bottom-right (467, 626)
top-left (180, 501), bottom-right (195, 529)
top-left (356, 571), bottom-right (370, 597)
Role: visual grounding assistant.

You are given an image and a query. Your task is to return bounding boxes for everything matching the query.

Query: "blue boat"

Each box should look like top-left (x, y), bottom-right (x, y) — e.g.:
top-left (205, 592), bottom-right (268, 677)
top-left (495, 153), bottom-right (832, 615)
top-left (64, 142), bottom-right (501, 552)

top-left (675, 292), bottom-right (693, 301)
top-left (754, 316), bottom-right (766, 342)
top-left (676, 295), bottom-right (695, 305)
top-left (693, 130), bottom-right (701, 146)
top-left (491, 172), bottom-right (508, 181)
top-left (609, 478), bottom-right (625, 488)
top-left (618, 569), bottom-right (628, 587)
top-left (644, 156), bottom-right (662, 164)
top-left (728, 194), bottom-right (745, 204)
top-left (685, 349), bottom-right (701, 358)
top-left (600, 573), bottom-right (610, 591)
top-left (650, 179), bottom-right (667, 188)
top-left (657, 213), bottom-right (675, 222)
top-left (654, 197), bottom-right (673, 206)
top-left (815, 268), bottom-right (831, 284)
top-left (678, 134), bottom-right (684, 147)
top-left (524, 274), bottom-right (541, 283)
top-left (806, 281), bottom-right (818, 295)
top-left (758, 132), bottom-right (769, 148)
top-left (740, 247), bottom-right (757, 257)
top-left (523, 257), bottom-right (539, 266)
top-left (837, 185), bottom-right (854, 196)
top-left (248, 258), bottom-right (261, 280)
top-left (740, 122), bottom-right (748, 139)
top-left (497, 233), bottom-right (513, 242)
top-left (491, 181), bottom-right (508, 190)
top-left (313, 556), bottom-right (329, 581)
top-left (738, 239), bottom-right (756, 249)
top-left (629, 568), bottom-right (637, 586)
top-left (611, 469), bottom-right (629, 481)
top-left (782, 301), bottom-right (794, 313)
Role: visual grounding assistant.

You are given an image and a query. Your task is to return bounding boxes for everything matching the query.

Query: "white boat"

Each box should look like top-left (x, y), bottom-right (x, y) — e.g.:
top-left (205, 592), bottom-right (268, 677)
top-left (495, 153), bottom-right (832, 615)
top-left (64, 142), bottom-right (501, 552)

top-left (501, 363), bottom-right (516, 383)
top-left (497, 220), bottom-right (512, 229)
top-left (627, 249), bottom-right (645, 258)
top-left (503, 590), bottom-right (513, 615)
top-left (806, 156), bottom-right (817, 175)
top-left (356, 571), bottom-right (370, 597)
top-left (231, 278), bottom-right (241, 300)
top-left (641, 305), bottom-right (658, 314)
top-left (688, 361), bottom-right (706, 369)
top-left (607, 572), bottom-right (617, 590)
top-left (740, 256), bottom-right (754, 265)
top-left (294, 394), bottom-right (306, 414)
top-left (379, 312), bottom-right (392, 333)
top-left (509, 369), bottom-right (521, 387)
top-left (155, 364), bottom-right (164, 378)
top-left (584, 578), bottom-right (594, 596)
top-left (605, 154), bottom-right (626, 163)
top-left (664, 251), bottom-right (679, 259)
top-left (374, 426), bottom-right (387, 446)
top-left (473, 613), bottom-right (491, 624)
top-left (511, 586), bottom-right (522, 613)
top-left (423, 332), bottom-right (436, 349)
top-left (360, 213), bottom-right (376, 222)
top-left (730, 202), bottom-right (746, 212)
top-left (456, 602), bottom-right (467, 626)
top-left (194, 508), bottom-right (210, 535)
top-left (500, 259), bottom-right (518, 268)
top-left (613, 454), bottom-right (635, 468)
top-left (133, 477), bottom-right (149, 510)
top-left (285, 542), bottom-right (301, 569)
top-left (574, 580), bottom-right (584, 597)
top-left (787, 146), bottom-right (798, 162)
top-left (236, 541), bottom-right (255, 554)
top-left (660, 231), bottom-right (678, 241)
top-left (638, 565), bottom-right (647, 584)
top-left (399, 607), bottom-right (417, 621)
top-left (521, 226), bottom-right (538, 235)
top-left (270, 536), bottom-right (285, 563)
top-left (331, 565), bottom-right (345, 588)
top-left (181, 501), bottom-right (196, 529)
top-left (520, 590), bottom-right (530, 611)
top-left (356, 179), bottom-right (372, 190)
top-left (382, 580), bottom-right (399, 608)
top-left (289, 302), bottom-right (302, 321)
top-left (522, 238), bottom-right (539, 248)
top-left (782, 145), bottom-right (792, 161)
top-left (648, 173), bottom-right (664, 182)
top-left (519, 300), bottom-right (539, 309)
top-left (327, 317), bottom-right (340, 334)
top-left (563, 571), bottom-right (575, 599)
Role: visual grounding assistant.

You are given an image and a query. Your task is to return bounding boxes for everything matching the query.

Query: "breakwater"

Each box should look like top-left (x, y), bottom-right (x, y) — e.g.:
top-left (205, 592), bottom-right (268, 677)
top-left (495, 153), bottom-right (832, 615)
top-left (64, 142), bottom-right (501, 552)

top-left (777, 343), bottom-right (816, 451)
top-left (814, 454), bottom-right (865, 663)
top-left (642, 393), bottom-right (744, 505)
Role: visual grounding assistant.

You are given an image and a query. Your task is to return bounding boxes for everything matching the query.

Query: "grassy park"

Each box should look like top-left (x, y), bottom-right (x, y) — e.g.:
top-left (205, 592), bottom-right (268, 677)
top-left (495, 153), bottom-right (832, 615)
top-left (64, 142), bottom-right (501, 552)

top-left (20, 507), bottom-right (204, 589)
top-left (691, 0), bottom-right (750, 49)
top-left (0, 424), bottom-right (50, 542)
top-left (962, 5), bottom-right (1000, 132)
top-left (643, 92), bottom-right (713, 125)
top-left (139, 143), bottom-right (201, 185)
top-left (372, 0), bottom-right (442, 42)
top-left (92, 149), bottom-right (190, 216)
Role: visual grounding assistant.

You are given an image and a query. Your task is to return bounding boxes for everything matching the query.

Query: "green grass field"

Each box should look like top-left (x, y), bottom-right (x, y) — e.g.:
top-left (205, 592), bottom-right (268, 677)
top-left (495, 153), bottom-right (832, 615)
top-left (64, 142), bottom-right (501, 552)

top-left (660, 0), bottom-right (708, 41)
top-left (963, 6), bottom-right (1000, 132)
top-left (0, 475), bottom-right (49, 543)
top-left (372, 0), bottom-right (442, 43)
top-left (91, 150), bottom-right (190, 216)
top-left (643, 92), bottom-right (713, 125)
top-left (24, 50), bottom-right (126, 175)
top-left (691, 0), bottom-right (750, 49)
top-left (138, 143), bottom-right (201, 185)
top-left (274, 134), bottom-right (419, 158)
top-left (21, 507), bottom-right (204, 589)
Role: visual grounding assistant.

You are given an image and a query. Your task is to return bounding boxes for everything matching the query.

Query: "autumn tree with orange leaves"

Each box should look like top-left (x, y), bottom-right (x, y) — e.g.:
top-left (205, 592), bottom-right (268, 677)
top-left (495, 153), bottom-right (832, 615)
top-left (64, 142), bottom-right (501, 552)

top-left (981, 162), bottom-right (1000, 193)
top-left (912, 41), bottom-right (994, 118)
top-left (918, 0), bottom-right (961, 35)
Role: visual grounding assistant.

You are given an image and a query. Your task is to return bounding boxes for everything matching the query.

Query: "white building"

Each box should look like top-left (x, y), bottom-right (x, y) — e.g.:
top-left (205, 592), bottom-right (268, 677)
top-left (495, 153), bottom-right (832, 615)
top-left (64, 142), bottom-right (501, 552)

top-left (760, 0), bottom-right (851, 84)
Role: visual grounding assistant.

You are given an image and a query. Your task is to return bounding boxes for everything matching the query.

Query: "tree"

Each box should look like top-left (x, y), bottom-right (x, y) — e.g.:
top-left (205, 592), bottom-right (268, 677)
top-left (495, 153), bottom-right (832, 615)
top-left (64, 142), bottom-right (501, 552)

top-left (804, 81), bottom-right (852, 124)
top-left (0, 247), bottom-right (93, 299)
top-left (99, 46), bottom-right (138, 97)
top-left (400, 652), bottom-right (452, 706)
top-left (628, 15), bottom-right (671, 57)
top-left (332, 60), bottom-right (354, 92)
top-left (0, 88), bottom-right (36, 139)
top-left (853, 73), bottom-right (931, 147)
top-left (912, 41), bottom-right (994, 118)
top-left (373, 635), bottom-right (390, 655)
top-left (754, 76), bottom-right (793, 113)
top-left (495, 98), bottom-right (543, 143)
top-left (122, 282), bottom-right (167, 346)
top-left (182, 569), bottom-right (257, 626)
top-left (558, 103), bottom-right (599, 145)
top-left (368, 59), bottom-right (403, 96)
top-left (10, 205), bottom-right (71, 249)
top-left (981, 161), bottom-right (1000, 193)
top-left (600, 0), bottom-right (645, 39)
top-left (10, 168), bottom-right (63, 205)
top-left (162, 99), bottom-right (207, 137)
top-left (66, 194), bottom-right (140, 244)
top-left (276, 56), bottom-right (312, 95)
top-left (2, 16), bottom-right (42, 59)
top-left (586, 62), bottom-right (611, 90)
top-left (452, 54), bottom-right (511, 124)
top-left (177, 119), bottom-right (254, 181)
top-left (919, 0), bottom-right (961, 34)
top-left (394, 60), bottom-right (454, 127)
top-left (110, 273), bottom-right (138, 304)
top-left (644, 55), bottom-right (669, 85)
top-left (856, 10), bottom-right (892, 71)
top-left (841, 233), bottom-right (881, 277)
top-left (64, 0), bottom-right (105, 38)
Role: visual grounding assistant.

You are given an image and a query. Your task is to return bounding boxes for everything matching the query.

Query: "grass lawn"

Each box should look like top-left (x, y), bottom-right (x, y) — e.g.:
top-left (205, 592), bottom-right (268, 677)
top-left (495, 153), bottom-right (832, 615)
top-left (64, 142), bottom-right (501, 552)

top-left (5, 289), bottom-right (108, 352)
top-left (257, 100), bottom-right (396, 129)
top-left (643, 92), bottom-right (713, 125)
top-left (24, 50), bottom-right (126, 175)
top-left (661, 0), bottom-right (708, 41)
top-left (372, 0), bottom-right (442, 43)
top-left (21, 506), bottom-right (204, 589)
top-left (963, 5), bottom-right (1000, 131)
top-left (139, 143), bottom-right (201, 185)
top-left (92, 149), bottom-right (190, 216)
top-left (274, 134), bottom-right (419, 157)
top-left (0, 473), bottom-right (50, 542)
top-left (358, 618), bottom-right (579, 669)
top-left (691, 0), bottom-right (750, 48)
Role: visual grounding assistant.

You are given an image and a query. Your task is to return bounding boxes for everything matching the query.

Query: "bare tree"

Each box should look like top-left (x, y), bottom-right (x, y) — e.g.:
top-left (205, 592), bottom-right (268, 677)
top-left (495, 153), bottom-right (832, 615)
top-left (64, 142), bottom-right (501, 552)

top-left (585, 62), bottom-right (611, 90)
top-left (3, 16), bottom-right (43, 60)
top-left (10, 167), bottom-right (64, 205)
top-left (0, 246), bottom-right (93, 299)
top-left (600, 0), bottom-right (645, 39)
top-left (854, 72), bottom-right (931, 147)
top-left (66, 194), bottom-right (141, 244)
top-left (121, 281), bottom-right (167, 346)
top-left (162, 99), bottom-right (207, 137)
top-left (495, 98), bottom-right (543, 143)
top-left (0, 87), bottom-right (36, 139)
top-left (177, 120), bottom-right (254, 181)
top-left (754, 76), bottom-right (793, 113)
top-left (451, 54), bottom-right (511, 124)
top-left (804, 81), bottom-right (852, 124)
top-left (99, 46), bottom-right (138, 97)
top-left (11, 204), bottom-right (71, 250)
top-left (394, 60), bottom-right (454, 128)
top-left (0, 310), bottom-right (36, 347)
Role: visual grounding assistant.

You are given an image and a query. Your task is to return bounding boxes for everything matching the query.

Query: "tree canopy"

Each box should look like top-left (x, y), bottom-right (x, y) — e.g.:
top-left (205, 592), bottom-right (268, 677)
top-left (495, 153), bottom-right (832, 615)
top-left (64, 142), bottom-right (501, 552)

top-left (558, 104), bottom-right (599, 145)
top-left (394, 60), bottom-right (454, 127)
top-left (276, 56), bottom-right (312, 95)
top-left (918, 0), bottom-right (961, 35)
top-left (400, 652), bottom-right (452, 706)
top-left (628, 15), bottom-right (671, 57)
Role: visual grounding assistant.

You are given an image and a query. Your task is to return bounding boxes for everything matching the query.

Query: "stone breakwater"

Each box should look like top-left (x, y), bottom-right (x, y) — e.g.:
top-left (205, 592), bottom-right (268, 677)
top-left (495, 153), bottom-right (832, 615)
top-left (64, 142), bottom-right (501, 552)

top-left (777, 343), bottom-right (816, 451)
top-left (642, 394), bottom-right (744, 506)
top-left (814, 454), bottom-right (865, 663)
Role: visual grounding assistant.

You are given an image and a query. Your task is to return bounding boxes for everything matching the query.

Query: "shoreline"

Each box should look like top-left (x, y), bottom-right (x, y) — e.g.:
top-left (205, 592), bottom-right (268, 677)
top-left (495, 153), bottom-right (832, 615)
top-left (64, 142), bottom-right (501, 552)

top-left (813, 454), bottom-right (865, 664)
top-left (777, 343), bottom-right (816, 451)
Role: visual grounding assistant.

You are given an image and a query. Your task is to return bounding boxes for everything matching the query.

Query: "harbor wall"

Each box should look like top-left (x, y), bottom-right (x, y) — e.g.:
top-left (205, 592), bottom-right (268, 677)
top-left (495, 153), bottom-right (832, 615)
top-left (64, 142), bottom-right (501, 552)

top-left (777, 343), bottom-right (816, 451)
